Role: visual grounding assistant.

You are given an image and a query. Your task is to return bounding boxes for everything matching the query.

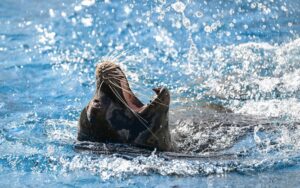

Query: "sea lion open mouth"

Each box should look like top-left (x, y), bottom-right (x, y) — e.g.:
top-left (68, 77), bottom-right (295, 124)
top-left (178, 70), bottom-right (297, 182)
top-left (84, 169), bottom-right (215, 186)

top-left (78, 61), bottom-right (173, 151)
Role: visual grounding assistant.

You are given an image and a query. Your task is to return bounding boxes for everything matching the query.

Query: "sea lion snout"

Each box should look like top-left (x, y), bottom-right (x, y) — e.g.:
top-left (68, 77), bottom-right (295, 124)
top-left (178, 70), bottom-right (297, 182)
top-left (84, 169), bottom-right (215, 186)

top-left (96, 61), bottom-right (120, 81)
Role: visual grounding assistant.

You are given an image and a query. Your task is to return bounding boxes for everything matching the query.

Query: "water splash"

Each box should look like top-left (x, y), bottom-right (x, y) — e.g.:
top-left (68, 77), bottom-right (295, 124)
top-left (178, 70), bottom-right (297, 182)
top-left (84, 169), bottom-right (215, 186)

top-left (1, 0), bottom-right (300, 185)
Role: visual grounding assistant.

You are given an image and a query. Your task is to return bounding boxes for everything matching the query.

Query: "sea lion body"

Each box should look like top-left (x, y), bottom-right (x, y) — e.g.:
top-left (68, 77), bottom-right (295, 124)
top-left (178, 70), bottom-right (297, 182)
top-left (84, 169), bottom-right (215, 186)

top-left (78, 61), bottom-right (173, 151)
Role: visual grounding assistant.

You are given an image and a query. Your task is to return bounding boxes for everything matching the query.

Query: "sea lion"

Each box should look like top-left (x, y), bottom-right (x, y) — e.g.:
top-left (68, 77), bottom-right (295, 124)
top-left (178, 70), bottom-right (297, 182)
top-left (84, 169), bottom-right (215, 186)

top-left (78, 61), bottom-right (174, 151)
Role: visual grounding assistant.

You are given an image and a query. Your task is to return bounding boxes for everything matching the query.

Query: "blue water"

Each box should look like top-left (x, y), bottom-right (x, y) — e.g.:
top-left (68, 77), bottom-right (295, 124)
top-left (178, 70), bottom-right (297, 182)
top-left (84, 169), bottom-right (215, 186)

top-left (1, 0), bottom-right (300, 187)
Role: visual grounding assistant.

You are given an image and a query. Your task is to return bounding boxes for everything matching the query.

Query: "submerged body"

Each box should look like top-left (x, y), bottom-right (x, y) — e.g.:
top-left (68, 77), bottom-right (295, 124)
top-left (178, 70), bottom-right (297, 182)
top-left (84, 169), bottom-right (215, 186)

top-left (78, 61), bottom-right (174, 151)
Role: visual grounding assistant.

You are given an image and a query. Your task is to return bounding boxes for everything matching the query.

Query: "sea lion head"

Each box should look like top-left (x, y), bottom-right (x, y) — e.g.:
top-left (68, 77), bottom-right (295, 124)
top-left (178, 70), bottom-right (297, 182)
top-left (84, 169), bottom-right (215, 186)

top-left (78, 61), bottom-right (173, 151)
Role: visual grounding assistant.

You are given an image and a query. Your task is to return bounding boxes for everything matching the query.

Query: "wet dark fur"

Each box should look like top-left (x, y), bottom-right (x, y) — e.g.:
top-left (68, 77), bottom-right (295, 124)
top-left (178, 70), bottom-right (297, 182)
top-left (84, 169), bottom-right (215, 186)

top-left (78, 61), bottom-right (173, 151)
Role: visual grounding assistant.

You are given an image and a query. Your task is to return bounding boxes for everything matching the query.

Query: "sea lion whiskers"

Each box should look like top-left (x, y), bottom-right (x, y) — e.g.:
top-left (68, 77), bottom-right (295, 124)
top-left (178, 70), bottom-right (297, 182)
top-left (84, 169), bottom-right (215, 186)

top-left (107, 84), bottom-right (160, 138)
top-left (107, 78), bottom-right (169, 107)
top-left (106, 48), bottom-right (133, 63)
top-left (107, 79), bottom-right (148, 104)
top-left (97, 80), bottom-right (104, 91)
top-left (111, 48), bottom-right (133, 62)
top-left (101, 50), bottom-right (117, 62)
top-left (106, 70), bottom-right (125, 78)
top-left (108, 84), bottom-right (159, 140)
top-left (117, 58), bottom-right (139, 66)
top-left (106, 75), bottom-right (168, 106)
top-left (102, 48), bottom-right (127, 63)
top-left (99, 63), bottom-right (169, 110)
top-left (108, 50), bottom-right (120, 62)
top-left (105, 74), bottom-right (159, 99)
top-left (105, 75), bottom-right (148, 91)
top-left (102, 66), bottom-right (119, 73)
top-left (107, 84), bottom-right (148, 124)
top-left (107, 48), bottom-right (129, 62)
top-left (104, 49), bottom-right (121, 61)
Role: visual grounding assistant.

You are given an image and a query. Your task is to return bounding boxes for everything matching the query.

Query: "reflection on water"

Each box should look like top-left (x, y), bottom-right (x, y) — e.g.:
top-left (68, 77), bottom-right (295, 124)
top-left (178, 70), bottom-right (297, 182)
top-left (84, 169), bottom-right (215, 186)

top-left (0, 0), bottom-right (300, 186)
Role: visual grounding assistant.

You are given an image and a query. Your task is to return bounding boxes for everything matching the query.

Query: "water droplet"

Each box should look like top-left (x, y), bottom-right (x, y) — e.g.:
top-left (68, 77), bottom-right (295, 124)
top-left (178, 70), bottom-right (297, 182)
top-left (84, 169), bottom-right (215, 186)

top-left (81, 16), bottom-right (93, 27)
top-left (280, 5), bottom-right (288, 12)
top-left (250, 2), bottom-right (257, 9)
top-left (74, 5), bottom-right (82, 12)
top-left (49, 9), bottom-right (55, 18)
top-left (195, 11), bottom-right (203, 18)
top-left (71, 18), bottom-right (77, 25)
top-left (171, 1), bottom-right (186, 13)
top-left (81, 0), bottom-right (95, 7)
top-left (204, 25), bottom-right (212, 33)
top-left (61, 11), bottom-right (67, 18)
top-left (182, 16), bottom-right (191, 29)
top-left (124, 5), bottom-right (132, 15)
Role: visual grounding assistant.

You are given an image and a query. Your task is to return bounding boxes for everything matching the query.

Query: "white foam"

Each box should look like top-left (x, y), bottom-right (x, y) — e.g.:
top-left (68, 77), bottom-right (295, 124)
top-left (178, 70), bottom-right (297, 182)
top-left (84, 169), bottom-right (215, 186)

top-left (192, 38), bottom-right (300, 119)
top-left (81, 0), bottom-right (95, 7)
top-left (237, 98), bottom-right (300, 120)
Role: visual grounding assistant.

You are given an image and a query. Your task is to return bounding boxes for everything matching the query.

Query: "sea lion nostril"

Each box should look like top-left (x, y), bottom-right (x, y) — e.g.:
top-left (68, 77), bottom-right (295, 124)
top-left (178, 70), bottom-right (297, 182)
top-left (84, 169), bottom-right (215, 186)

top-left (93, 99), bottom-right (100, 103)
